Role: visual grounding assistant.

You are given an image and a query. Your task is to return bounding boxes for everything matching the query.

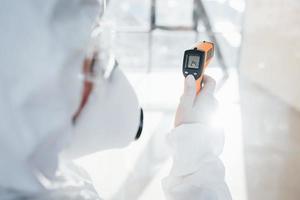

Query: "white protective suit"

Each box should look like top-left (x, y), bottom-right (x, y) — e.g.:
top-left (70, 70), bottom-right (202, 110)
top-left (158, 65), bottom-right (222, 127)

top-left (0, 0), bottom-right (231, 199)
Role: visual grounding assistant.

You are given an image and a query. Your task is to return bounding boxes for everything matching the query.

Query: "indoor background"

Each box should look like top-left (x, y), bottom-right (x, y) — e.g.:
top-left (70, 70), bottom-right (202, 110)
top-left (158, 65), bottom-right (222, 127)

top-left (76, 0), bottom-right (300, 199)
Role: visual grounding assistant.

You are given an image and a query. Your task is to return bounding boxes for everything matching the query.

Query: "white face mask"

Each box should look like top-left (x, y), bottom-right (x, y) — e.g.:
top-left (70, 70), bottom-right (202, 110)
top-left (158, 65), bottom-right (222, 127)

top-left (64, 65), bottom-right (143, 159)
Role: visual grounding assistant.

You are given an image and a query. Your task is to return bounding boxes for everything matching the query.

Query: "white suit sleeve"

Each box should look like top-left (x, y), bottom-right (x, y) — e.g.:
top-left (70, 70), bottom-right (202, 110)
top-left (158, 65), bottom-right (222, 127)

top-left (162, 123), bottom-right (232, 200)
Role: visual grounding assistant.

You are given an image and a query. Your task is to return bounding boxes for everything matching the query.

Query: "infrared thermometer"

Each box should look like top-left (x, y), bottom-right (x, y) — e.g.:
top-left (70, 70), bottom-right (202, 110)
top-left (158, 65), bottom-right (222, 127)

top-left (182, 41), bottom-right (214, 94)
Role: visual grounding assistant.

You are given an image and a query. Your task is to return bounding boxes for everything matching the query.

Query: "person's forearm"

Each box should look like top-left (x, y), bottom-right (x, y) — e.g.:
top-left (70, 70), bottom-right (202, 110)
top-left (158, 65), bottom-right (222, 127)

top-left (162, 123), bottom-right (232, 200)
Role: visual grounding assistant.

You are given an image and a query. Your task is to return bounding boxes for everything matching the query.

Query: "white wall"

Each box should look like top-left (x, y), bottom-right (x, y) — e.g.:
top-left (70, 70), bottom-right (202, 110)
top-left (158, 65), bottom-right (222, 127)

top-left (240, 0), bottom-right (300, 111)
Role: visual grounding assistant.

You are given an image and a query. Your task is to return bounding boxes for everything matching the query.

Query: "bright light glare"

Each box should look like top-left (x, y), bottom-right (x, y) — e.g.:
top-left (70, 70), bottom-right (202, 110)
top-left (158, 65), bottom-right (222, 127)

top-left (216, 71), bottom-right (248, 200)
top-left (229, 0), bottom-right (245, 12)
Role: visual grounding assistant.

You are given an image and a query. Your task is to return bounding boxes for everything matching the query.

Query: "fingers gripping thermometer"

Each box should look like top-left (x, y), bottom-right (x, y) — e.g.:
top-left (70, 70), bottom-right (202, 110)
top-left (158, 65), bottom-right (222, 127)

top-left (182, 41), bottom-right (214, 94)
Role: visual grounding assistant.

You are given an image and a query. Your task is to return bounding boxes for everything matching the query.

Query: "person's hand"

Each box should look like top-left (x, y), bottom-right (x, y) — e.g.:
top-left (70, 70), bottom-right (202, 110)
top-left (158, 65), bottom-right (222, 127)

top-left (174, 75), bottom-right (217, 127)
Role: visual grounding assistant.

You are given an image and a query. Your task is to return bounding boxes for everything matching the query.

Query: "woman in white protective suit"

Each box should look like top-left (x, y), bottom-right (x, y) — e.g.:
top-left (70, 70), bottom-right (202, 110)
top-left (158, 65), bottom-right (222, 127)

top-left (0, 0), bottom-right (231, 199)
